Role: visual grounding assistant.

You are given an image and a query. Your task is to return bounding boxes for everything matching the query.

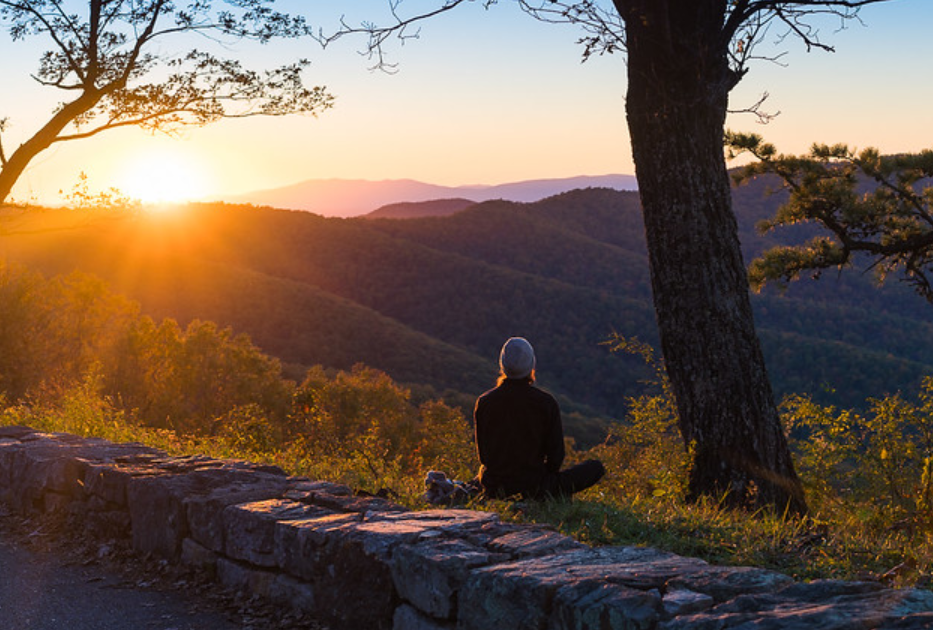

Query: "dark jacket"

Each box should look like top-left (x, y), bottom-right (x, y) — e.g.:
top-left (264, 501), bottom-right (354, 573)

top-left (473, 379), bottom-right (565, 498)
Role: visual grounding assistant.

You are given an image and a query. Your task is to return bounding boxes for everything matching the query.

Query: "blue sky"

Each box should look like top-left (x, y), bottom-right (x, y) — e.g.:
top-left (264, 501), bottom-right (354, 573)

top-left (2, 0), bottom-right (931, 204)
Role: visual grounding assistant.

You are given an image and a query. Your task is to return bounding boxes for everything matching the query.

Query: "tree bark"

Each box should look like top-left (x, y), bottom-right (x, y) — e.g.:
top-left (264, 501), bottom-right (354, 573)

top-left (618, 0), bottom-right (807, 513)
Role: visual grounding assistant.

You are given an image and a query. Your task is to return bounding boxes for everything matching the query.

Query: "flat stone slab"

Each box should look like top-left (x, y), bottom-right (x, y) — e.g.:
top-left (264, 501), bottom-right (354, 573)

top-left (486, 525), bottom-right (587, 559)
top-left (458, 546), bottom-right (792, 630)
top-left (660, 580), bottom-right (933, 630)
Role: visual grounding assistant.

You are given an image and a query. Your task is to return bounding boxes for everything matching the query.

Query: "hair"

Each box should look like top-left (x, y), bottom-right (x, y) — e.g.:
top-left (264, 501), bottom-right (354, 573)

top-left (497, 369), bottom-right (535, 387)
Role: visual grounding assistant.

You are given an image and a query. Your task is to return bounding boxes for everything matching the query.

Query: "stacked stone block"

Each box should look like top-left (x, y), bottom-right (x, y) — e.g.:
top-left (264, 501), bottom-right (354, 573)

top-left (2, 426), bottom-right (932, 629)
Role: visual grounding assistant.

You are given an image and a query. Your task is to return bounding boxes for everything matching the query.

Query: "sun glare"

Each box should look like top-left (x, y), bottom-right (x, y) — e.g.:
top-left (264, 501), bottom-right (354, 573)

top-left (115, 149), bottom-right (213, 205)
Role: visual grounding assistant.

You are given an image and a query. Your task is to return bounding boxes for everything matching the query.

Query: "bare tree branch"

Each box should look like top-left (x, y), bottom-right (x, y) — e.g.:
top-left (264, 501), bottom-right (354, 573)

top-left (319, 0), bottom-right (886, 89)
top-left (728, 91), bottom-right (780, 124)
top-left (314, 0), bottom-right (477, 71)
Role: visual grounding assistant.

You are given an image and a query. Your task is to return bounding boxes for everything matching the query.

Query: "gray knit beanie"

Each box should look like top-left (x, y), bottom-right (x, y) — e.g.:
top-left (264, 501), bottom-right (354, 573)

top-left (499, 337), bottom-right (536, 379)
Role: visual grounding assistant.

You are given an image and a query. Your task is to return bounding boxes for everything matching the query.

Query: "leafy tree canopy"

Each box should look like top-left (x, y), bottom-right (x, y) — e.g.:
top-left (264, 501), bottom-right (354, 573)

top-left (728, 132), bottom-right (933, 302)
top-left (0, 0), bottom-right (333, 204)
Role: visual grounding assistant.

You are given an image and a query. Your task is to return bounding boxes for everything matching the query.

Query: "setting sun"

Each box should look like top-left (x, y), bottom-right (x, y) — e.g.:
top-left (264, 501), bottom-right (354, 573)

top-left (114, 149), bottom-right (213, 204)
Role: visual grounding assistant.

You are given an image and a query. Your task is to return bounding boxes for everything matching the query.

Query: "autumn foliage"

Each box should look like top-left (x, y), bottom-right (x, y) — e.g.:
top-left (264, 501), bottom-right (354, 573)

top-left (0, 261), bottom-right (472, 495)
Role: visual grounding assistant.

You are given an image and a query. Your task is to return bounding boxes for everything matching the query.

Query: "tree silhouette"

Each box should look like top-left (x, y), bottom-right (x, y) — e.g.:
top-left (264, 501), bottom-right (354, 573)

top-left (0, 0), bottom-right (333, 204)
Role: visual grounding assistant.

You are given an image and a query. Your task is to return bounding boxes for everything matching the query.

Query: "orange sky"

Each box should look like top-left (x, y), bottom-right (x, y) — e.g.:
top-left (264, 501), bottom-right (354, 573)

top-left (2, 0), bottom-right (932, 205)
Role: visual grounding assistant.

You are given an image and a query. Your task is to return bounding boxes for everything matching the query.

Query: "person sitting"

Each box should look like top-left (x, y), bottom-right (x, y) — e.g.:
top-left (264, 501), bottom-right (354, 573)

top-left (473, 336), bottom-right (605, 500)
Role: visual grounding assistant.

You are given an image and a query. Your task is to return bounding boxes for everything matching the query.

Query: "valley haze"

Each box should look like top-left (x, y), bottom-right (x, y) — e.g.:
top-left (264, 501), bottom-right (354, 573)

top-left (225, 174), bottom-right (638, 217)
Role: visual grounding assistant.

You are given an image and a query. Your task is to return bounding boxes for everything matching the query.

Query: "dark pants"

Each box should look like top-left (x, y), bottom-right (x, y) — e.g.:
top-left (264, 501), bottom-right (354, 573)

top-left (536, 459), bottom-right (606, 500)
top-left (480, 459), bottom-right (606, 501)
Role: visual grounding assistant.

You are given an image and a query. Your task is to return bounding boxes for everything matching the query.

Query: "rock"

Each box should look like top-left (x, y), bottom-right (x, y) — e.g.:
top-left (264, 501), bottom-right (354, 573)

top-left (127, 462), bottom-right (290, 560)
top-left (186, 476), bottom-right (290, 552)
top-left (216, 555), bottom-right (316, 612)
top-left (486, 525), bottom-right (587, 559)
top-left (285, 478), bottom-right (353, 499)
top-left (458, 546), bottom-right (741, 630)
top-left (83, 462), bottom-right (135, 507)
top-left (457, 547), bottom-right (580, 628)
top-left (306, 490), bottom-right (408, 516)
top-left (81, 445), bottom-right (171, 507)
top-left (216, 556), bottom-right (276, 597)
top-left (279, 509), bottom-right (496, 629)
top-left (551, 581), bottom-right (661, 630)
top-left (275, 512), bottom-right (359, 580)
top-left (126, 472), bottom-right (192, 559)
top-left (662, 588), bottom-right (716, 618)
top-left (358, 509), bottom-right (500, 558)
top-left (274, 510), bottom-right (401, 628)
top-left (1, 434), bottom-right (164, 515)
top-left (391, 537), bottom-right (508, 620)
top-left (223, 498), bottom-right (321, 567)
top-left (458, 552), bottom-right (560, 630)
top-left (660, 580), bottom-right (933, 630)
top-left (393, 604), bottom-right (455, 630)
top-left (879, 613), bottom-right (933, 629)
top-left (0, 439), bottom-right (18, 505)
top-left (3, 441), bottom-right (88, 512)
top-left (377, 508), bottom-right (499, 530)
top-left (0, 425), bottom-right (37, 440)
top-left (667, 564), bottom-right (795, 602)
top-left (268, 572), bottom-right (316, 612)
top-left (181, 537), bottom-right (218, 569)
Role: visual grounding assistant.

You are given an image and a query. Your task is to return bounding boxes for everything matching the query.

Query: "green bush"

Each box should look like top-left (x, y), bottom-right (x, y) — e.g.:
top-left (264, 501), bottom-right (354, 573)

top-left (785, 377), bottom-right (933, 527)
top-left (285, 364), bottom-right (473, 495)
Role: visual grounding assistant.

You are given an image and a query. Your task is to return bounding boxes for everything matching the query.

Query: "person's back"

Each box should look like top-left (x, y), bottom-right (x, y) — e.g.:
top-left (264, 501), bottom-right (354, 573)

top-left (474, 378), bottom-right (564, 498)
top-left (473, 337), bottom-right (605, 500)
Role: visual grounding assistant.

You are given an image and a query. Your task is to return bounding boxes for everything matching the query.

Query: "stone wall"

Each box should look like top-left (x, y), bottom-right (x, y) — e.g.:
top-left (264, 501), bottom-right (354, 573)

top-left (2, 426), bottom-right (933, 629)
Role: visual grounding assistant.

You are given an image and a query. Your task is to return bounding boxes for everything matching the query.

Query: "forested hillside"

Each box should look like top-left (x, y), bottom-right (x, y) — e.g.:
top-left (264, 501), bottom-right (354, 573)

top-left (2, 180), bottom-right (932, 444)
top-left (364, 199), bottom-right (477, 219)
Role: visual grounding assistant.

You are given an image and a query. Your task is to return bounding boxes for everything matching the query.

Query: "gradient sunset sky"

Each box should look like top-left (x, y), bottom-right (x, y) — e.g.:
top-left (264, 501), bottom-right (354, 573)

top-left (2, 0), bottom-right (932, 205)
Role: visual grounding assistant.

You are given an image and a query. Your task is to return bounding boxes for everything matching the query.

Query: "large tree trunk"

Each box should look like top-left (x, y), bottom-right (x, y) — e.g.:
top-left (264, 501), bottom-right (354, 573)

top-left (619, 1), bottom-right (806, 513)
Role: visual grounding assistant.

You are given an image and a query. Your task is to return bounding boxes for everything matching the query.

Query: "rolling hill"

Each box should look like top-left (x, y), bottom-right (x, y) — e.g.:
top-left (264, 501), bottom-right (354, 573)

top-left (364, 199), bottom-right (477, 219)
top-left (2, 179), bottom-right (932, 445)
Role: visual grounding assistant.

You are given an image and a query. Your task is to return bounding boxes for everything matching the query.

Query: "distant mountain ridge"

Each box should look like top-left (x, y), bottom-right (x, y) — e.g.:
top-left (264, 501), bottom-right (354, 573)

top-left (365, 198), bottom-right (477, 219)
top-left (225, 175), bottom-right (638, 217)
